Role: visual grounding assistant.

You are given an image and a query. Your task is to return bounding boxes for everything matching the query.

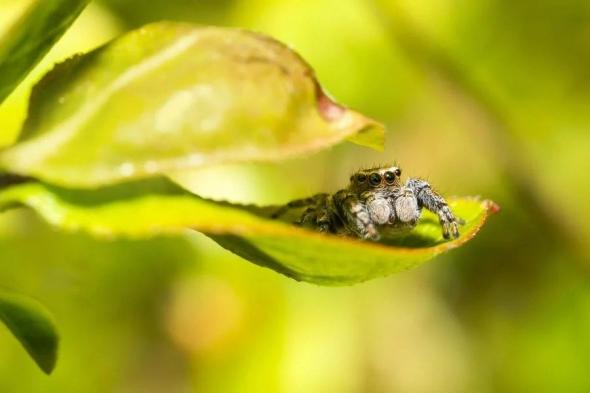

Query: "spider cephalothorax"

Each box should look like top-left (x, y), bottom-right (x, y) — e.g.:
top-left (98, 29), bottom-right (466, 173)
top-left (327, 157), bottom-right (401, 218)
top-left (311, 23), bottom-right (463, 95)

top-left (348, 166), bottom-right (403, 193)
top-left (272, 165), bottom-right (462, 241)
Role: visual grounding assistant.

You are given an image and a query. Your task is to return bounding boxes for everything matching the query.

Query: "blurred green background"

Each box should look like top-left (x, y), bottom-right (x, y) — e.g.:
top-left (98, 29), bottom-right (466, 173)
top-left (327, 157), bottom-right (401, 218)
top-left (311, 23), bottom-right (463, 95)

top-left (1, 0), bottom-right (590, 392)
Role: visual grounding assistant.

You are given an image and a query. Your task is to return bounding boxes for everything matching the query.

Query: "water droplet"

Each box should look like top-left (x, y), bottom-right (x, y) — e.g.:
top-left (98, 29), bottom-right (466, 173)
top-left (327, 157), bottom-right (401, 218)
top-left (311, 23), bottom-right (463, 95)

top-left (119, 162), bottom-right (135, 177)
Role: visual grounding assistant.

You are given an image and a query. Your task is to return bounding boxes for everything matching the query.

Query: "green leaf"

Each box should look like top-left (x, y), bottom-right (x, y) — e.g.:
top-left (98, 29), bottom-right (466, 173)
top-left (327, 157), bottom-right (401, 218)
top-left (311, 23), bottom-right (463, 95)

top-left (0, 0), bottom-right (90, 103)
top-left (0, 22), bottom-right (384, 188)
top-left (0, 290), bottom-right (59, 374)
top-left (0, 178), bottom-right (498, 285)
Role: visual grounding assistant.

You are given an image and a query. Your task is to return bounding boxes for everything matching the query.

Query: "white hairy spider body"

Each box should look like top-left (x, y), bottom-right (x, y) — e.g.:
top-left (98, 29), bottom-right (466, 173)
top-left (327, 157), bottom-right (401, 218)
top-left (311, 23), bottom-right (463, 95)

top-left (272, 165), bottom-right (462, 241)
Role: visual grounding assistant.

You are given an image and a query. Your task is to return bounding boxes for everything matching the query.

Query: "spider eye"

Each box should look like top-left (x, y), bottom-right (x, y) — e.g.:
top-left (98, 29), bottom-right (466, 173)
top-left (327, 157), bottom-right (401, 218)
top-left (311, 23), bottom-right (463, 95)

top-left (356, 174), bottom-right (367, 182)
top-left (369, 173), bottom-right (381, 186)
top-left (395, 168), bottom-right (402, 177)
top-left (384, 171), bottom-right (396, 184)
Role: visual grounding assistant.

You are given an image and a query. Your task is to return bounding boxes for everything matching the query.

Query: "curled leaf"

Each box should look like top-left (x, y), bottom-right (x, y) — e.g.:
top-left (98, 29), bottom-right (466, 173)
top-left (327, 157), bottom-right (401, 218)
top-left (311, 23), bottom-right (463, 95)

top-left (0, 290), bottom-right (59, 374)
top-left (0, 179), bottom-right (497, 285)
top-left (0, 22), bottom-right (384, 187)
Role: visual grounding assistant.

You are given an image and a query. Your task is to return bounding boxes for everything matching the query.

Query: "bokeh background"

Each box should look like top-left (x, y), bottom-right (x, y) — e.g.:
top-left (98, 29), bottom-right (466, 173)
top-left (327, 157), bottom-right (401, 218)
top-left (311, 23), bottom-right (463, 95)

top-left (1, 0), bottom-right (590, 392)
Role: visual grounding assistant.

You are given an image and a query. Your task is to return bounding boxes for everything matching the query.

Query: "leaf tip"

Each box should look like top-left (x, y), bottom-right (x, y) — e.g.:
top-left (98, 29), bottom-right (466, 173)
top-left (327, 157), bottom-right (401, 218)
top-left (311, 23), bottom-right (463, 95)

top-left (346, 122), bottom-right (386, 151)
top-left (38, 354), bottom-right (57, 375)
top-left (485, 199), bottom-right (501, 215)
top-left (314, 84), bottom-right (386, 151)
top-left (24, 318), bottom-right (59, 376)
top-left (0, 291), bottom-right (59, 375)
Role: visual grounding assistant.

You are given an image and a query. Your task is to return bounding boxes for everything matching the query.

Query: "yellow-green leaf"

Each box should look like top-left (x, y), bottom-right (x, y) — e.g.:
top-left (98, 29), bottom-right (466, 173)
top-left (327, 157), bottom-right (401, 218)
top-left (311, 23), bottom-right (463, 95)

top-left (0, 178), bottom-right (497, 285)
top-left (0, 22), bottom-right (384, 188)
top-left (0, 290), bottom-right (59, 374)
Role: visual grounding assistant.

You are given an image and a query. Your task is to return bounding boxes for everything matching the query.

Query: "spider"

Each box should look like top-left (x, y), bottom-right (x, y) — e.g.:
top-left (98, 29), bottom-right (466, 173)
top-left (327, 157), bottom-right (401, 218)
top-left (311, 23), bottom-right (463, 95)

top-left (271, 165), bottom-right (463, 241)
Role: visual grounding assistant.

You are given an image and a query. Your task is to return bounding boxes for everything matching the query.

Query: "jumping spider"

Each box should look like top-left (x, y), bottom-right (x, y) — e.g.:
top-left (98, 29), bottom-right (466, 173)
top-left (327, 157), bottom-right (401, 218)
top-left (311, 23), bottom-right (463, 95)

top-left (272, 165), bottom-right (462, 241)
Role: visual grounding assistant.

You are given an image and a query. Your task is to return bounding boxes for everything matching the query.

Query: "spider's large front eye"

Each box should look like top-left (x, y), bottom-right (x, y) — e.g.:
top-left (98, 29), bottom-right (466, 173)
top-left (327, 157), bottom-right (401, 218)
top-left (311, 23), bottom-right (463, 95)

top-left (369, 173), bottom-right (381, 186)
top-left (384, 171), bottom-right (396, 184)
top-left (356, 174), bottom-right (367, 183)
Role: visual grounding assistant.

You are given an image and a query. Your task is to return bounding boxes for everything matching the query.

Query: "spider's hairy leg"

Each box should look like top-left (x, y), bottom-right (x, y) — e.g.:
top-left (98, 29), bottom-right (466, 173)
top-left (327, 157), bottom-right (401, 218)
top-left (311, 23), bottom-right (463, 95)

top-left (406, 178), bottom-right (462, 239)
top-left (298, 205), bottom-right (331, 233)
top-left (271, 193), bottom-right (329, 219)
top-left (334, 190), bottom-right (379, 240)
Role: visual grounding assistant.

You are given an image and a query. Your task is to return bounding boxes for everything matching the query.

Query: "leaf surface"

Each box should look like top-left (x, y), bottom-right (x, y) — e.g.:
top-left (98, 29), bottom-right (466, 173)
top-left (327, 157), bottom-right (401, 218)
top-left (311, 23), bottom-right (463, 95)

top-left (0, 179), bottom-right (497, 285)
top-left (0, 290), bottom-right (59, 374)
top-left (0, 0), bottom-right (90, 102)
top-left (0, 22), bottom-right (384, 187)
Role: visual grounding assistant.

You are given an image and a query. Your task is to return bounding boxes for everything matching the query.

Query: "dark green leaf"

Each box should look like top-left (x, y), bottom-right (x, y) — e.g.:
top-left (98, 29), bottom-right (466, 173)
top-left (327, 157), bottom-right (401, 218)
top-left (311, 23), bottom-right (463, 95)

top-left (0, 0), bottom-right (90, 102)
top-left (0, 290), bottom-right (59, 374)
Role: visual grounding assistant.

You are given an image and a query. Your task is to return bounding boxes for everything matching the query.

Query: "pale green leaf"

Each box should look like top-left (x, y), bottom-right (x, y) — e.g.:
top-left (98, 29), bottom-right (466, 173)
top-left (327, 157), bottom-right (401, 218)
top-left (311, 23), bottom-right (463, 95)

top-left (0, 178), bottom-right (497, 285)
top-left (0, 290), bottom-right (59, 374)
top-left (0, 22), bottom-right (384, 187)
top-left (0, 0), bottom-right (90, 103)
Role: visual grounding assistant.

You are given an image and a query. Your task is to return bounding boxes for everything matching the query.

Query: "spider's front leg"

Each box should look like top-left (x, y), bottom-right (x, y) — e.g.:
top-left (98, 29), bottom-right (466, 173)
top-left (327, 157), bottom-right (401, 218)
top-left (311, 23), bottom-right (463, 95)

top-left (272, 193), bottom-right (333, 233)
top-left (406, 178), bottom-right (462, 239)
top-left (333, 190), bottom-right (379, 240)
top-left (271, 193), bottom-right (328, 219)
